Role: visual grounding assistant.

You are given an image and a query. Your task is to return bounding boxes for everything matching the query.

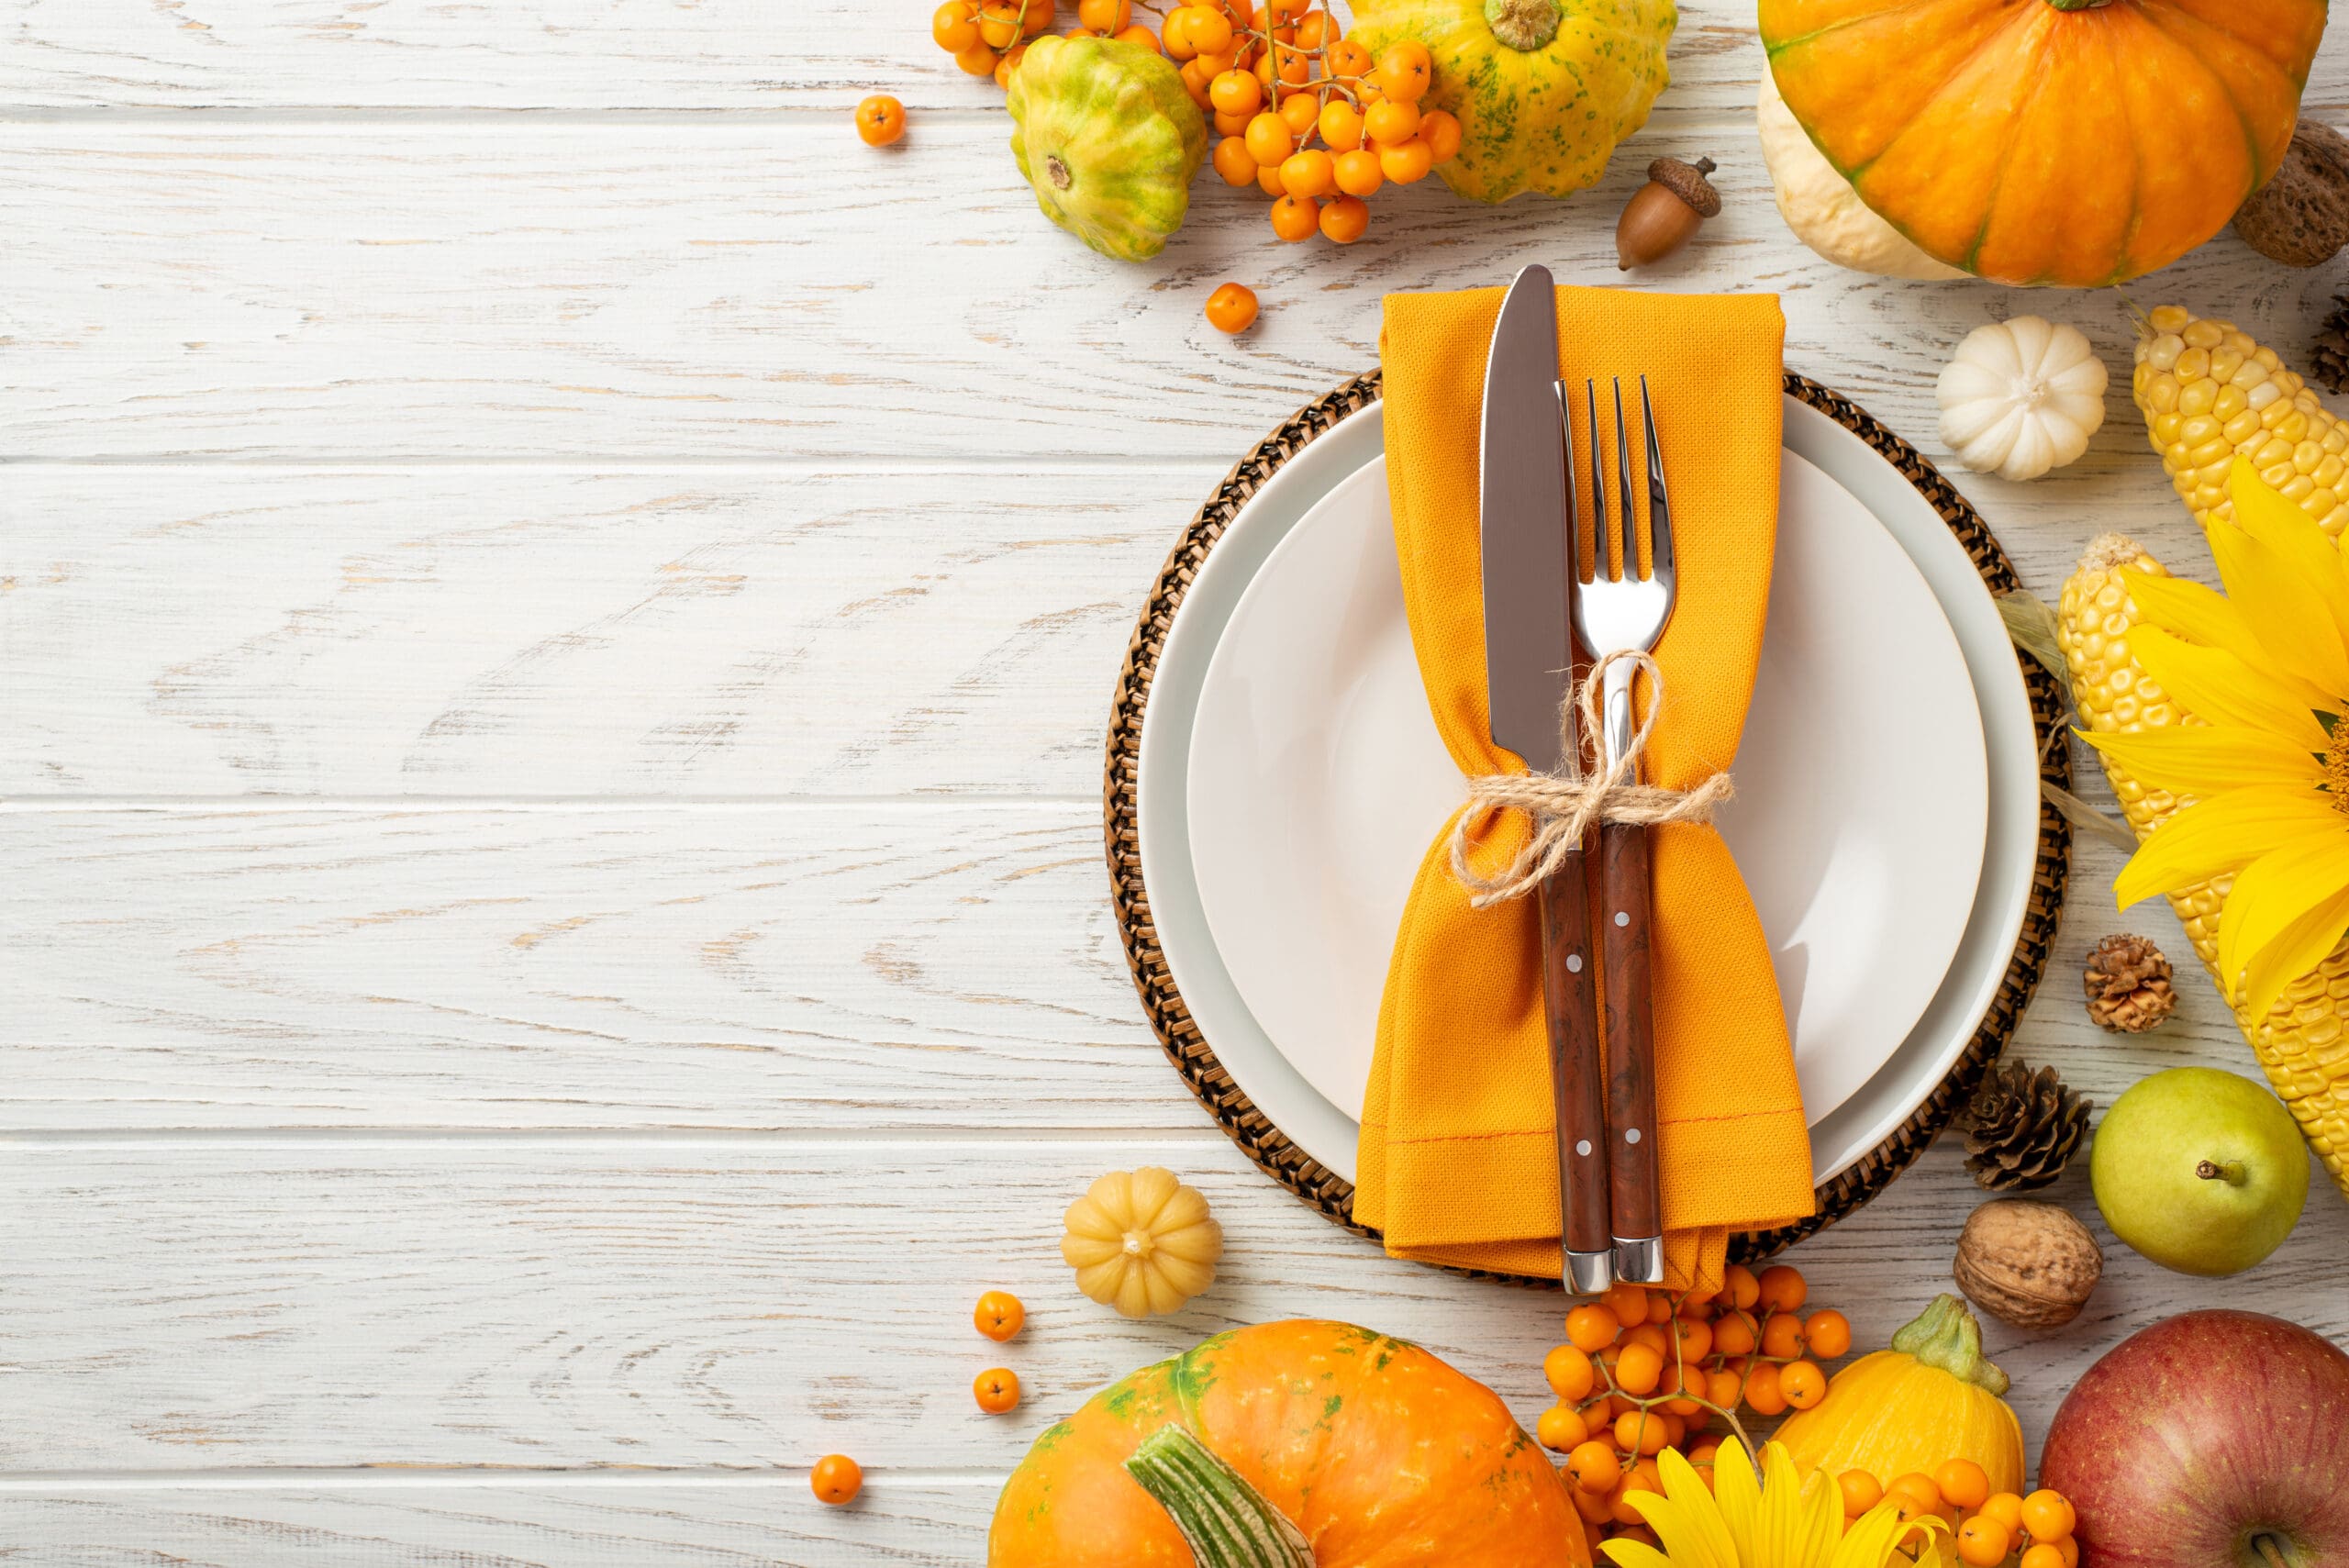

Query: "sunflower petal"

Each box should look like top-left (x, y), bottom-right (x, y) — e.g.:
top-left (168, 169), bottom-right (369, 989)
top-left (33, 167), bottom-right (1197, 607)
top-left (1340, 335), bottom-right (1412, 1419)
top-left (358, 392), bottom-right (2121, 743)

top-left (2128, 627), bottom-right (2332, 749)
top-left (2115, 788), bottom-right (2346, 906)
top-left (1712, 1440), bottom-right (1761, 1563)
top-left (1628, 1450), bottom-right (1738, 1568)
top-left (2242, 883), bottom-right (2349, 1020)
top-left (2230, 461), bottom-right (2349, 636)
top-left (2219, 829), bottom-right (2349, 1004)
top-left (1831, 1501), bottom-right (1913, 1568)
top-left (2204, 516), bottom-right (2349, 698)
top-left (2122, 567), bottom-right (2272, 663)
top-left (1599, 1542), bottom-right (1674, 1568)
top-left (2081, 725), bottom-right (2324, 797)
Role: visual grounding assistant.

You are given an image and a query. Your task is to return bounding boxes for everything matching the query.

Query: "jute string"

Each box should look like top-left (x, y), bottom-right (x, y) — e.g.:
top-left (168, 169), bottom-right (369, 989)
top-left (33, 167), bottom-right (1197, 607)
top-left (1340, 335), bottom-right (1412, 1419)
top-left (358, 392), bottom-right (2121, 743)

top-left (1449, 650), bottom-right (1734, 907)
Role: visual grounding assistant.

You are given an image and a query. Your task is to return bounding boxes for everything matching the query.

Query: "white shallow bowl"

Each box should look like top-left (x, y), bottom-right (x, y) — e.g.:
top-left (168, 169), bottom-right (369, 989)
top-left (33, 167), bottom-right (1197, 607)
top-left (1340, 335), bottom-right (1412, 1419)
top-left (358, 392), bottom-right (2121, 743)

top-left (1137, 394), bottom-right (2039, 1187)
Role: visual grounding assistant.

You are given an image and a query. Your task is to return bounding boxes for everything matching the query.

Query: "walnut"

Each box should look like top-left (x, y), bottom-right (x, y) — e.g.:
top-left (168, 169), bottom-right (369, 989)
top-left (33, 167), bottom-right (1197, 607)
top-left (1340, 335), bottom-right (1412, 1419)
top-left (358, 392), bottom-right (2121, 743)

top-left (1953, 1199), bottom-right (2103, 1331)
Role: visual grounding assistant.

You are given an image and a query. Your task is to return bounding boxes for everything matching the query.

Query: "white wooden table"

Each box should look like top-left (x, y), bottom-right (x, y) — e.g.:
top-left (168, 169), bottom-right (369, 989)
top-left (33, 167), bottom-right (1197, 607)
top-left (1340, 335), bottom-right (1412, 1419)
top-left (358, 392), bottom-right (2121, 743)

top-left (3, 6), bottom-right (2345, 1562)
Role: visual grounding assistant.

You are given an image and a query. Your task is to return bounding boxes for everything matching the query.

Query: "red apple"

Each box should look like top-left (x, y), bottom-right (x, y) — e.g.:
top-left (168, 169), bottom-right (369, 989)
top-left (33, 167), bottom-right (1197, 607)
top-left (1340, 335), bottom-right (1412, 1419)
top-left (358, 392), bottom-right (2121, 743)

top-left (2041, 1310), bottom-right (2349, 1568)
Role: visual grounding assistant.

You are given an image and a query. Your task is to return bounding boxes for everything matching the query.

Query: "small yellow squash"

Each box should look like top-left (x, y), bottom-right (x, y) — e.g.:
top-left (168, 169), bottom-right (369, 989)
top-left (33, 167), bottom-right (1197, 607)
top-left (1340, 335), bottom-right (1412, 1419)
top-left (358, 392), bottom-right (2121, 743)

top-left (1773, 1294), bottom-right (2025, 1539)
top-left (1061, 1167), bottom-right (1222, 1317)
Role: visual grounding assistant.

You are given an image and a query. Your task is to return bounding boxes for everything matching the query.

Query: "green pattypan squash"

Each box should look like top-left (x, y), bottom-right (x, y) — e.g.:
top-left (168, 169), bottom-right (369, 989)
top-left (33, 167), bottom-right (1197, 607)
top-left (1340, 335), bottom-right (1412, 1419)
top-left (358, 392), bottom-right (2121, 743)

top-left (1007, 35), bottom-right (1207, 262)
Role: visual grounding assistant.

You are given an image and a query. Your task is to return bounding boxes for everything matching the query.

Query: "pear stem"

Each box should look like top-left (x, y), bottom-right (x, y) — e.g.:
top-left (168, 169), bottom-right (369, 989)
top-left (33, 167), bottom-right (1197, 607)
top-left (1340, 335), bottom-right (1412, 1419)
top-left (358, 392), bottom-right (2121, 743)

top-left (2196, 1159), bottom-right (2248, 1184)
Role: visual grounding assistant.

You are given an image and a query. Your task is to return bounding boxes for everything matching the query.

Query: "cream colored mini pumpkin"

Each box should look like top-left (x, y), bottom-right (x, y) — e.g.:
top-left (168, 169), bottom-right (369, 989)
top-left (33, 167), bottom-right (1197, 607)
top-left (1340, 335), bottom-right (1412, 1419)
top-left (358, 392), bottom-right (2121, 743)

top-left (1061, 1167), bottom-right (1222, 1317)
top-left (1937, 316), bottom-right (2108, 483)
top-left (1758, 68), bottom-right (1963, 281)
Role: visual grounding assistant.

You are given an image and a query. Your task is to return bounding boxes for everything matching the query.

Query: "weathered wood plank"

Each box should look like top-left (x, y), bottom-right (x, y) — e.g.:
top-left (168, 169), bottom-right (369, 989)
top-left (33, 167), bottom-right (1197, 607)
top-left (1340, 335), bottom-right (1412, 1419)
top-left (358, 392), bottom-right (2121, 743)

top-left (0, 1480), bottom-right (997, 1568)
top-left (1, 464), bottom-right (1203, 797)
top-left (6, 117), bottom-right (2345, 463)
top-left (0, 800), bottom-right (2271, 1129)
top-left (0, 1135), bottom-right (2340, 1473)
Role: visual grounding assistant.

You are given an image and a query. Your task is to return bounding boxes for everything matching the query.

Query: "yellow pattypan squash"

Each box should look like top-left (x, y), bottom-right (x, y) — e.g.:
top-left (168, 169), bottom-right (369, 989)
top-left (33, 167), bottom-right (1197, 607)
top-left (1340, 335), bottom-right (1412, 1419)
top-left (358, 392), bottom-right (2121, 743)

top-left (1061, 1167), bottom-right (1223, 1317)
top-left (1349, 0), bottom-right (1675, 203)
top-left (1774, 1294), bottom-right (2025, 1558)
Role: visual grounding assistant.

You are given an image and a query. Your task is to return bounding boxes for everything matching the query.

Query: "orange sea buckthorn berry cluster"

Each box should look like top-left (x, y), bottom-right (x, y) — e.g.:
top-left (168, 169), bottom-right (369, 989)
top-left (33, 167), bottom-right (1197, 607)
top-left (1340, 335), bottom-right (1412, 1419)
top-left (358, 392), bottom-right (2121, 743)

top-left (1187, 11), bottom-right (1458, 244)
top-left (1540, 1267), bottom-right (1865, 1553)
top-left (931, 0), bottom-right (1060, 88)
top-left (1832, 1467), bottom-right (2079, 1568)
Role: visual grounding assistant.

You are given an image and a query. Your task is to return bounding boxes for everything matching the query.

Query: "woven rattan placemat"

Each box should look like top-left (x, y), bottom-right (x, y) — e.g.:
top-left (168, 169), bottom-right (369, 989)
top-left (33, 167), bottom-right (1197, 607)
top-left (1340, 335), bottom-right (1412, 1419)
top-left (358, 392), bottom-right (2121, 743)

top-left (1103, 370), bottom-right (2071, 1270)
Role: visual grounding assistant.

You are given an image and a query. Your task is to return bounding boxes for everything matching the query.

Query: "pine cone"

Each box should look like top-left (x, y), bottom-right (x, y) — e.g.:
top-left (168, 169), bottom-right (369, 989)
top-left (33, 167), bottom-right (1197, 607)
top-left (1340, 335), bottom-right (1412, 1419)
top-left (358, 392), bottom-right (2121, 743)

top-left (2084, 932), bottom-right (2176, 1033)
top-left (1963, 1059), bottom-right (2092, 1193)
top-left (2312, 292), bottom-right (2349, 395)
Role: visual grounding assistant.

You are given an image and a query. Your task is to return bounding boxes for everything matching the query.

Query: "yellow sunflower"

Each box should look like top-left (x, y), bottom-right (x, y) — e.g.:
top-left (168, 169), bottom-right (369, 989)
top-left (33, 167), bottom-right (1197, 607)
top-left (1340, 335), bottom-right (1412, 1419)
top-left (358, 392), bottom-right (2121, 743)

top-left (1600, 1443), bottom-right (1925, 1568)
top-left (2085, 459), bottom-right (2349, 1019)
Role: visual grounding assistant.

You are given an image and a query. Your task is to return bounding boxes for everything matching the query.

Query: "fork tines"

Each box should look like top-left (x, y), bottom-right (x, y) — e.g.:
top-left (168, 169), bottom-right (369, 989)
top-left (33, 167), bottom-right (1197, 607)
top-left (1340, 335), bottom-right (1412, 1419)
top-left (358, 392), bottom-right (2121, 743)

top-left (1580, 375), bottom-right (1675, 585)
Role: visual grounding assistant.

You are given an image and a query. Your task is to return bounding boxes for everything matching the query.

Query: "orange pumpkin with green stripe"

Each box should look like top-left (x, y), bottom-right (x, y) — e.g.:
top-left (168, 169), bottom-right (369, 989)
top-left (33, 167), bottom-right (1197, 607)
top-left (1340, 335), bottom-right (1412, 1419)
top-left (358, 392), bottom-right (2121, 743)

top-left (985, 1319), bottom-right (1587, 1567)
top-left (1758, 0), bottom-right (2327, 286)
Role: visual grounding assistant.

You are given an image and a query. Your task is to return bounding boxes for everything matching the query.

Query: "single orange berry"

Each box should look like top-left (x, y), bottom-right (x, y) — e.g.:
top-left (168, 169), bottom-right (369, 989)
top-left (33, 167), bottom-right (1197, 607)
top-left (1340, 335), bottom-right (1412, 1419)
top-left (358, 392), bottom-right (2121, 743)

top-left (1212, 136), bottom-right (1258, 185)
top-left (1601, 1283), bottom-right (1649, 1326)
top-left (1623, 1323), bottom-right (1670, 1357)
top-left (1956, 1517), bottom-right (2012, 1567)
top-left (1760, 1314), bottom-right (1806, 1361)
top-left (1419, 106), bottom-right (1462, 162)
top-left (1268, 194), bottom-right (1319, 241)
top-left (1837, 1470), bottom-right (1884, 1518)
top-left (854, 95), bottom-right (907, 147)
top-left (1614, 1341), bottom-right (1664, 1396)
top-left (1279, 148), bottom-right (1333, 197)
top-left (1779, 1360), bottom-right (1827, 1410)
top-left (994, 39), bottom-right (1031, 86)
top-left (934, 1), bottom-right (983, 51)
top-left (1319, 99), bottom-right (1364, 152)
top-left (1571, 1485), bottom-right (1612, 1527)
top-left (1376, 137), bottom-right (1433, 183)
top-left (1647, 1296), bottom-right (1675, 1325)
top-left (1887, 1473), bottom-right (1944, 1512)
top-left (1364, 97), bottom-right (1420, 146)
top-left (1204, 281), bottom-right (1258, 334)
top-left (1076, 0), bottom-right (1130, 28)
top-left (2021, 1490), bottom-right (2076, 1541)
top-left (1564, 1304), bottom-right (1620, 1352)
top-left (1185, 6), bottom-right (1235, 52)
top-left (1278, 88), bottom-right (1319, 134)
top-left (1325, 37), bottom-right (1374, 77)
top-left (1705, 1367), bottom-right (1743, 1410)
top-left (954, 39), bottom-right (1001, 75)
top-left (1614, 1409), bottom-right (1668, 1456)
top-left (1114, 21), bottom-right (1160, 50)
top-left (1536, 1403), bottom-right (1590, 1451)
top-left (2054, 1540), bottom-right (2080, 1568)
top-left (2020, 1547), bottom-right (2066, 1568)
top-left (1755, 1265), bottom-right (1808, 1314)
top-left (1566, 1440), bottom-right (1621, 1495)
top-left (1178, 57), bottom-right (1214, 102)
top-left (811, 1453), bottom-right (863, 1505)
top-left (1265, 0), bottom-right (1310, 17)
top-left (1978, 1493), bottom-right (2027, 1532)
top-left (1214, 108), bottom-right (1252, 137)
top-left (1375, 39), bottom-right (1432, 99)
top-left (1255, 161), bottom-right (1286, 197)
top-left (1934, 1459), bottom-right (1991, 1512)
top-left (1209, 67), bottom-right (1263, 117)
top-left (1242, 110), bottom-right (1293, 166)
top-left (1742, 1362), bottom-right (1787, 1416)
top-left (1018, 0), bottom-right (1054, 35)
top-left (1802, 1309), bottom-right (1853, 1359)
top-left (1670, 1316), bottom-right (1714, 1363)
top-left (976, 3), bottom-right (1022, 46)
top-left (974, 1367), bottom-right (1021, 1414)
top-left (1331, 147), bottom-right (1384, 197)
top-left (1543, 1343), bottom-right (1597, 1401)
top-left (973, 1289), bottom-right (1024, 1341)
top-left (1711, 1310), bottom-right (1760, 1357)
top-left (1160, 6), bottom-right (1197, 56)
top-left (1722, 1264), bottom-right (1762, 1311)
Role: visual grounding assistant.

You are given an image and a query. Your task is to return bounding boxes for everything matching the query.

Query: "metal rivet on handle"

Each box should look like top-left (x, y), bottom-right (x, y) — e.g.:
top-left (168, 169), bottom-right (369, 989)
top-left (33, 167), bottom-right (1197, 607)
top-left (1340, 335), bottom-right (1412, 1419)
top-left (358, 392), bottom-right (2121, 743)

top-left (1614, 911), bottom-right (1630, 927)
top-left (1575, 1140), bottom-right (1593, 1157)
top-left (1625, 1128), bottom-right (1642, 1144)
top-left (1566, 953), bottom-right (1583, 973)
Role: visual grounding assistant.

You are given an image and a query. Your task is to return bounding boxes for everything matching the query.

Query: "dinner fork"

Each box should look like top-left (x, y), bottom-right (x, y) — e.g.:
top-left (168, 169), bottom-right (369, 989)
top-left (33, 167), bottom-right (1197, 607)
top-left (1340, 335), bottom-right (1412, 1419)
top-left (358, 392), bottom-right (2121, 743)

top-left (1571, 375), bottom-right (1676, 1286)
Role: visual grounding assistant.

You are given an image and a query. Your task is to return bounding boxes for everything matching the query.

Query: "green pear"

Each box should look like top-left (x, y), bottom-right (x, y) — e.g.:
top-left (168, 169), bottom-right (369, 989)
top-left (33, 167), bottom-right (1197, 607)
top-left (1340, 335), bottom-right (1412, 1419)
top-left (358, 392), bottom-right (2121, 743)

top-left (2090, 1066), bottom-right (2310, 1277)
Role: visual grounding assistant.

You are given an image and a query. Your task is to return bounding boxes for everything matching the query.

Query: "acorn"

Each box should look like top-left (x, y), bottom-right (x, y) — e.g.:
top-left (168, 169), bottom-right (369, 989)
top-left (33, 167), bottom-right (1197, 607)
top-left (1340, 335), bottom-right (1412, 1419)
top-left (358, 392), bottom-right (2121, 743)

top-left (1616, 156), bottom-right (1720, 269)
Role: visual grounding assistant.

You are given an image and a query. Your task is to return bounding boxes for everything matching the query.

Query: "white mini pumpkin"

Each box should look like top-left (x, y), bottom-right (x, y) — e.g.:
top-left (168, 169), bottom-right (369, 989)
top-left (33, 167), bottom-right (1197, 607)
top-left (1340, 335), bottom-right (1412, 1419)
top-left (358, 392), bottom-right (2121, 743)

top-left (1757, 67), bottom-right (1964, 281)
top-left (1937, 317), bottom-right (2109, 483)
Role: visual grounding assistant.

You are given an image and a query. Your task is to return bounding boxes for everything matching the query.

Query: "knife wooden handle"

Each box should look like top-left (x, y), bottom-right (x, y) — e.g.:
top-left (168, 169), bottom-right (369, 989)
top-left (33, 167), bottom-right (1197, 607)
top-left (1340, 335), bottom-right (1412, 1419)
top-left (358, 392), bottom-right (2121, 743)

top-left (1599, 819), bottom-right (1663, 1252)
top-left (1537, 856), bottom-right (1611, 1265)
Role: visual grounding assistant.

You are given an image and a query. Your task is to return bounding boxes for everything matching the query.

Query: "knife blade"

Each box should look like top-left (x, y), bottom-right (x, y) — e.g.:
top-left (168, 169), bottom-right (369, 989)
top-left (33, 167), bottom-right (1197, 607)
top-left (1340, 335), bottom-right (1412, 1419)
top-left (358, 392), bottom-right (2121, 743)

top-left (1479, 264), bottom-right (1614, 1294)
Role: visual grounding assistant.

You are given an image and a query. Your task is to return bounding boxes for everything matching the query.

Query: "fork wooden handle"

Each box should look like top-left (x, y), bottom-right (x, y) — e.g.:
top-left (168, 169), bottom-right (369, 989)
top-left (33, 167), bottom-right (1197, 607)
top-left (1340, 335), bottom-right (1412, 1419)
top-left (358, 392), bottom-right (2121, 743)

top-left (1599, 818), bottom-right (1664, 1267)
top-left (1537, 856), bottom-right (1611, 1268)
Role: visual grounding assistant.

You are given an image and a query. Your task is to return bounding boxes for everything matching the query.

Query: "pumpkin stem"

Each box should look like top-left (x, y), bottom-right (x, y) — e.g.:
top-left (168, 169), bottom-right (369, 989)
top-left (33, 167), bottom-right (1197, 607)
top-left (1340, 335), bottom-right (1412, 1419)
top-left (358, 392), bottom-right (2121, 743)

top-left (2043, 0), bottom-right (2116, 8)
top-left (1124, 1427), bottom-right (1318, 1568)
top-left (1485, 0), bottom-right (1563, 51)
top-left (1889, 1294), bottom-right (2011, 1397)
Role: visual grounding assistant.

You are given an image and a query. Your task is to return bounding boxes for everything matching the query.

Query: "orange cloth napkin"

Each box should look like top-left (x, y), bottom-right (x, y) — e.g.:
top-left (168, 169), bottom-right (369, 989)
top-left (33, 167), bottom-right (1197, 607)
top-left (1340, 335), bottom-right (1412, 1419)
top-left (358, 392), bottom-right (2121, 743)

top-left (1354, 284), bottom-right (1816, 1293)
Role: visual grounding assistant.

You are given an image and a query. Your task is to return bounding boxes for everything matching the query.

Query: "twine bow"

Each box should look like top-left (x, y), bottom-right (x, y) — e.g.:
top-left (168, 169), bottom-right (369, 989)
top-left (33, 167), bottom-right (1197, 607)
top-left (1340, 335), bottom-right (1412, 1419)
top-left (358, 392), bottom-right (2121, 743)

top-left (1449, 650), bottom-right (1733, 907)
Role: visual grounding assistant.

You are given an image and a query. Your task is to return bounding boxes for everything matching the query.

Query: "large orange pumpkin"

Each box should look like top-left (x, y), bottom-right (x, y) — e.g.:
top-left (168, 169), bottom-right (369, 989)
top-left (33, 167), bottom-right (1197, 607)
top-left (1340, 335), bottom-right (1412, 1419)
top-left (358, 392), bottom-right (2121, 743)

top-left (985, 1320), bottom-right (1587, 1568)
top-left (1758, 0), bottom-right (2328, 286)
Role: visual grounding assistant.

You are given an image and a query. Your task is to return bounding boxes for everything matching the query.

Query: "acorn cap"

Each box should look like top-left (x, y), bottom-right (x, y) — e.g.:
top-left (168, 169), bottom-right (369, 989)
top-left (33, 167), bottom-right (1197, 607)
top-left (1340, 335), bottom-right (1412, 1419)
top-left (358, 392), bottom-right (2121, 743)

top-left (1647, 156), bottom-right (1721, 218)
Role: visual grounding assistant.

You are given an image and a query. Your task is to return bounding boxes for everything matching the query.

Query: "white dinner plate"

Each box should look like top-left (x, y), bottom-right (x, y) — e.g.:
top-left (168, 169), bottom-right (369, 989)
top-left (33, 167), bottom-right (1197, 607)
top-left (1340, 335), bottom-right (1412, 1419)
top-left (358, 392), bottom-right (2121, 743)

top-left (1186, 447), bottom-right (1987, 1130)
top-left (1137, 396), bottom-right (2039, 1188)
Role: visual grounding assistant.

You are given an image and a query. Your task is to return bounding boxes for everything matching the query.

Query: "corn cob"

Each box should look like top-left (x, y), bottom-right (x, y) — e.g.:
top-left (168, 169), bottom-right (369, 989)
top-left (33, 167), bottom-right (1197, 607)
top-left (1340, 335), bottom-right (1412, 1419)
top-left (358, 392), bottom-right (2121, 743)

top-left (2132, 304), bottom-right (2349, 545)
top-left (2059, 537), bottom-right (2349, 1197)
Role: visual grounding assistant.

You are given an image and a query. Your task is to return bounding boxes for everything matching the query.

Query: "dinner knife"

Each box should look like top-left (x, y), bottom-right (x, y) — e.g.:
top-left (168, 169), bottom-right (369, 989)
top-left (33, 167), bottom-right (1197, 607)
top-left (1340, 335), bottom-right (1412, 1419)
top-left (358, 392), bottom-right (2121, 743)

top-left (1479, 263), bottom-right (1613, 1296)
